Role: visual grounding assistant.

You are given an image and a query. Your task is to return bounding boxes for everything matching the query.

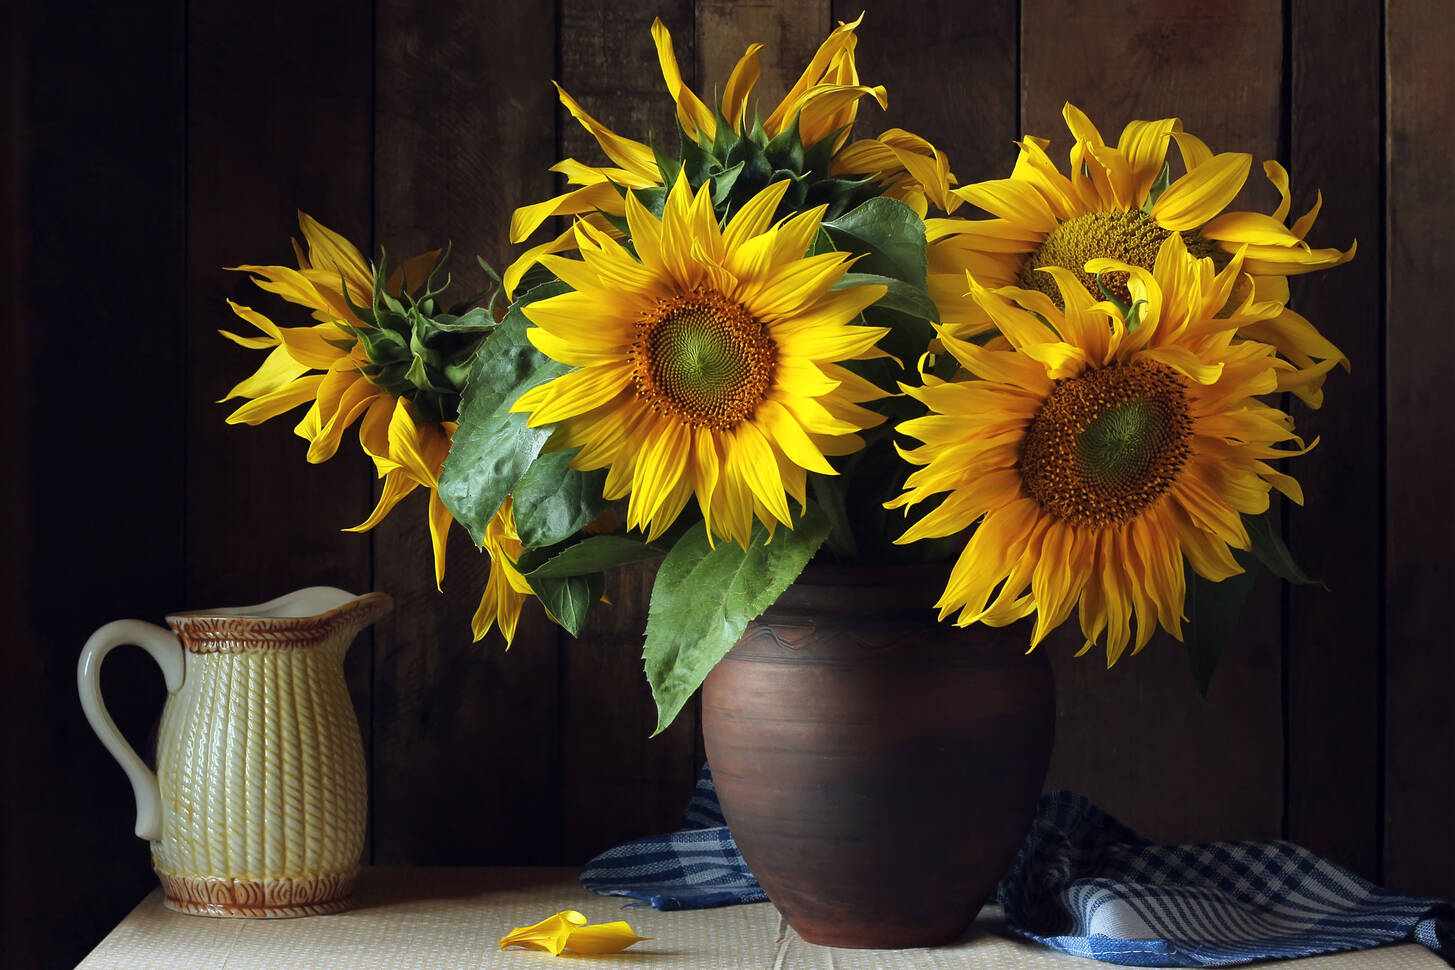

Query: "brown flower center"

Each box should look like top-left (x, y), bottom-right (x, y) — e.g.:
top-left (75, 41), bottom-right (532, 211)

top-left (1017, 208), bottom-right (1220, 306)
top-left (1019, 360), bottom-right (1193, 527)
top-left (629, 288), bottom-right (776, 431)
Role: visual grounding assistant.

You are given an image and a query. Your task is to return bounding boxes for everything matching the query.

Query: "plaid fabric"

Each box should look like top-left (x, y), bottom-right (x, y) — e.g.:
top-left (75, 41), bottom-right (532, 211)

top-left (999, 791), bottom-right (1454, 966)
top-left (579, 766), bottom-right (766, 910)
top-left (580, 767), bottom-right (1455, 966)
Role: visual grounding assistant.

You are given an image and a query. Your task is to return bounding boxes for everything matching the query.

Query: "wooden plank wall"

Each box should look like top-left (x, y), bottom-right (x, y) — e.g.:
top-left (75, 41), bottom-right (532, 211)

top-left (5, 0), bottom-right (1452, 965)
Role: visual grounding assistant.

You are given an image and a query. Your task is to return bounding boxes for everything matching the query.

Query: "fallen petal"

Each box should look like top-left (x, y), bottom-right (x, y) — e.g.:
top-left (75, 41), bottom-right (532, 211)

top-left (565, 920), bottom-right (652, 954)
top-left (498, 910), bottom-right (589, 955)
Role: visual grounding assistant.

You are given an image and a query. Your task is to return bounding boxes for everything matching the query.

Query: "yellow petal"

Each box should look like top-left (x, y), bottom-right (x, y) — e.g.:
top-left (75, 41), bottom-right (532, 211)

top-left (723, 180), bottom-right (792, 252)
top-left (729, 421), bottom-right (793, 527)
top-left (224, 374), bottom-right (325, 425)
top-left (1200, 210), bottom-right (1307, 247)
top-left (345, 469), bottom-right (417, 534)
top-left (427, 487), bottom-right (452, 591)
top-left (956, 177), bottom-right (1059, 234)
top-left (652, 18), bottom-right (715, 141)
top-left (565, 920), bottom-right (652, 954)
top-left (503, 223), bottom-right (582, 299)
top-left (722, 43), bottom-right (764, 130)
top-left (553, 82), bottom-right (659, 182)
top-left (755, 399), bottom-right (836, 475)
top-left (509, 182), bottom-right (624, 246)
top-left (514, 363), bottom-right (633, 427)
top-left (1116, 117), bottom-right (1179, 203)
top-left (499, 910), bottom-right (588, 955)
top-left (220, 343), bottom-right (312, 403)
top-left (297, 211), bottom-right (373, 303)
top-left (1151, 152), bottom-right (1251, 231)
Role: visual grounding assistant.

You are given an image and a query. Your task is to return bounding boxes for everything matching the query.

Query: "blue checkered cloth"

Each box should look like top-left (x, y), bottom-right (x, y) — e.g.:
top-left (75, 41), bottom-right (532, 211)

top-left (580, 766), bottom-right (1454, 966)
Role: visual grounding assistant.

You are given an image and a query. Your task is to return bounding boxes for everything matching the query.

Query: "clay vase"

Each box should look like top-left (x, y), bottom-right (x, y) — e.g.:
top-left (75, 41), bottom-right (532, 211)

top-left (701, 564), bottom-right (1055, 949)
top-left (78, 587), bottom-right (391, 917)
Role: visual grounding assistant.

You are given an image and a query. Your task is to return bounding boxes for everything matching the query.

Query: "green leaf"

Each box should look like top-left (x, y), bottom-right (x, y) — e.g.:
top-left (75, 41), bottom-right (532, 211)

top-left (436, 282), bottom-right (570, 546)
top-left (1244, 512), bottom-right (1326, 588)
top-left (832, 271), bottom-right (941, 324)
top-left (509, 449), bottom-right (610, 548)
top-left (643, 506), bottom-right (831, 734)
top-left (528, 572), bottom-right (604, 637)
top-left (428, 306), bottom-right (497, 333)
top-left (821, 197), bottom-right (928, 287)
top-left (1183, 551), bottom-right (1260, 697)
top-left (525, 534), bottom-right (665, 579)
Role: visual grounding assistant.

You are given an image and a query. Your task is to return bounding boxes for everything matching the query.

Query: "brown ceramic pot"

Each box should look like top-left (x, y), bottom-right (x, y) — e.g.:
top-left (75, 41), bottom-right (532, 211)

top-left (701, 563), bottom-right (1055, 949)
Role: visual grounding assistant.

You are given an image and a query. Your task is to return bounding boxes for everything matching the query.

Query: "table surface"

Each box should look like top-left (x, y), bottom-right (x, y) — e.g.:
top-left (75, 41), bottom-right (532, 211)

top-left (75, 867), bottom-right (1447, 970)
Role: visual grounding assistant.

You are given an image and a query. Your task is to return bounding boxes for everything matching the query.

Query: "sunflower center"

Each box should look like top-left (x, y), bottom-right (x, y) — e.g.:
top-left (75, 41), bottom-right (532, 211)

top-left (1018, 209), bottom-right (1219, 307)
top-left (630, 289), bottom-right (776, 430)
top-left (1019, 360), bottom-right (1193, 527)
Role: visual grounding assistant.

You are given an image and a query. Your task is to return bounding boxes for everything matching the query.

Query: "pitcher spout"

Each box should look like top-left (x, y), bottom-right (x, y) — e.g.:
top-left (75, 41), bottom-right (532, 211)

top-left (165, 587), bottom-right (393, 655)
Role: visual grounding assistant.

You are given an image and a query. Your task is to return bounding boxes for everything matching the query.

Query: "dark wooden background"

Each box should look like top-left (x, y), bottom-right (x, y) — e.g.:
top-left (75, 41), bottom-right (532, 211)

top-left (4, 0), bottom-right (1452, 966)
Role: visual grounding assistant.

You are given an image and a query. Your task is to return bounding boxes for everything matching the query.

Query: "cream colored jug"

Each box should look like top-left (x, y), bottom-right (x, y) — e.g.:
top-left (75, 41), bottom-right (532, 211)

top-left (78, 587), bottom-right (391, 917)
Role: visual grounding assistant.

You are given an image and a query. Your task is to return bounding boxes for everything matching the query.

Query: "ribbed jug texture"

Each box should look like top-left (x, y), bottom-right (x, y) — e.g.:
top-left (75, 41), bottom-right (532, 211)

top-left (79, 588), bottom-right (390, 918)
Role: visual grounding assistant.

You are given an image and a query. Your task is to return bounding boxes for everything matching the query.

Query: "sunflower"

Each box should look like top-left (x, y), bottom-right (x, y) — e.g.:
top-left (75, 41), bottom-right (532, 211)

top-left (511, 176), bottom-right (890, 548)
top-left (220, 212), bottom-right (438, 464)
top-left (890, 236), bottom-right (1311, 663)
top-left (501, 15), bottom-right (955, 298)
top-left (221, 214), bottom-right (534, 643)
top-left (930, 103), bottom-right (1353, 406)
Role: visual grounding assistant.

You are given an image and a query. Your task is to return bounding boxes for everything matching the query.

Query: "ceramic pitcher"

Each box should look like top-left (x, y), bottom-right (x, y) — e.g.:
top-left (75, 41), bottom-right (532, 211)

top-left (78, 586), bottom-right (391, 917)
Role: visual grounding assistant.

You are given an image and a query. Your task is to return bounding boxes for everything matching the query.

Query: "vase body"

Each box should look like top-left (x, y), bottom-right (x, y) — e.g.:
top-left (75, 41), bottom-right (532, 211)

top-left (701, 565), bottom-right (1054, 949)
top-left (79, 587), bottom-right (391, 917)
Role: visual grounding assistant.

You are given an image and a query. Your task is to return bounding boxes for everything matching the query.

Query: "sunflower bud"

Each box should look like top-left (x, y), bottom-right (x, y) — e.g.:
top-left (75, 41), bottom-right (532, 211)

top-left (341, 248), bottom-right (500, 424)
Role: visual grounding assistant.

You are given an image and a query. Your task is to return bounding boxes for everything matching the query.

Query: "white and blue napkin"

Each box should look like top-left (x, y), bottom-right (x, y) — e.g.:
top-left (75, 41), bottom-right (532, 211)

top-left (580, 766), bottom-right (1454, 967)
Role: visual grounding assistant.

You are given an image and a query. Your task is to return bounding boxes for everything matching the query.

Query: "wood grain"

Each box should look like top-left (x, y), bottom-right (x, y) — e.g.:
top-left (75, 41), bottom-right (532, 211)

top-left (5, 0), bottom-right (187, 965)
top-left (184, 0), bottom-right (376, 775)
top-left (696, 0), bottom-right (831, 119)
top-left (1383, 0), bottom-right (1455, 898)
top-left (1282, 0), bottom-right (1383, 881)
top-left (1021, 0), bottom-right (1287, 844)
top-left (836, 0), bottom-right (1019, 188)
top-left (10, 4), bottom-right (1455, 962)
top-left (556, 0), bottom-right (700, 861)
top-left (370, 0), bottom-right (564, 865)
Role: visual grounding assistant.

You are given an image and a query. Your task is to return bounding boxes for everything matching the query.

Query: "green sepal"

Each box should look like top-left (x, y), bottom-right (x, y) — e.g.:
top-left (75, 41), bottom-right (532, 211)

top-left (1244, 512), bottom-right (1326, 588)
top-left (711, 105), bottom-right (741, 158)
top-left (651, 140), bottom-right (684, 188)
top-left (1142, 161), bottom-right (1172, 212)
top-left (643, 505), bottom-right (831, 735)
top-left (509, 449), bottom-right (610, 548)
top-left (1183, 551), bottom-right (1260, 697)
top-left (709, 161), bottom-right (746, 207)
top-left (764, 116), bottom-right (805, 172)
top-left (403, 353), bottom-right (453, 395)
top-left (436, 281), bottom-right (571, 547)
top-left (630, 185), bottom-right (670, 218)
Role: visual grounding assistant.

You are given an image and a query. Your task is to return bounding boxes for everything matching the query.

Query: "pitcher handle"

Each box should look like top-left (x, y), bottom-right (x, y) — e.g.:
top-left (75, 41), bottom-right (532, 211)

top-left (77, 620), bottom-right (185, 841)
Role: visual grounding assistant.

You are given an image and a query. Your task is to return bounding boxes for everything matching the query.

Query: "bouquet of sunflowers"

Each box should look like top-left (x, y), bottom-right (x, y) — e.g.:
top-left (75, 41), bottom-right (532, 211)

top-left (220, 16), bottom-right (1351, 733)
